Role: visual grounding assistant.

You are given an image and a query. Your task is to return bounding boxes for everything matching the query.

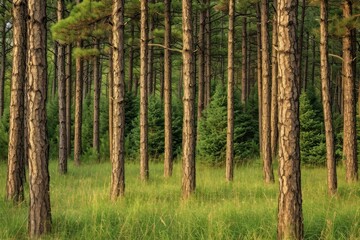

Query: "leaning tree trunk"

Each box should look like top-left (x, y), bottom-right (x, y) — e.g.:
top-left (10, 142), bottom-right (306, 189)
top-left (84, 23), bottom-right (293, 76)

top-left (140, 0), bottom-right (149, 181)
top-left (261, 0), bottom-right (274, 183)
top-left (226, 0), bottom-right (235, 182)
top-left (320, 0), bottom-right (337, 195)
top-left (27, 0), bottom-right (52, 236)
top-left (182, 0), bottom-right (196, 199)
top-left (342, 0), bottom-right (358, 183)
top-left (110, 0), bottom-right (125, 200)
top-left (57, 0), bottom-right (67, 174)
top-left (277, 0), bottom-right (303, 238)
top-left (164, 0), bottom-right (173, 178)
top-left (93, 40), bottom-right (100, 156)
top-left (270, 0), bottom-right (279, 159)
top-left (6, 0), bottom-right (27, 203)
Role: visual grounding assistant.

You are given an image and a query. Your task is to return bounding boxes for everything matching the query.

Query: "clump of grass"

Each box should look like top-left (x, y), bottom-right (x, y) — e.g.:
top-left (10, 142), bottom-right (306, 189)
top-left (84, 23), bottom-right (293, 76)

top-left (1, 160), bottom-right (360, 239)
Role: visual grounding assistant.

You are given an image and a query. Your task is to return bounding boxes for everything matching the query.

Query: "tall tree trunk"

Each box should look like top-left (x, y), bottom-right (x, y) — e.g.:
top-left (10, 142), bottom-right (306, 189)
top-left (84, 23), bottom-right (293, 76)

top-left (204, 0), bottom-right (211, 107)
top-left (182, 0), bottom-right (196, 199)
top-left (74, 41), bottom-right (83, 166)
top-left (271, 0), bottom-right (278, 159)
top-left (66, 44), bottom-right (71, 158)
top-left (148, 0), bottom-right (155, 96)
top-left (164, 0), bottom-right (173, 178)
top-left (342, 0), bottom-right (358, 183)
top-left (6, 0), bottom-right (27, 203)
top-left (128, 22), bottom-right (134, 93)
top-left (52, 42), bottom-right (58, 98)
top-left (110, 0), bottom-right (125, 200)
top-left (93, 40), bottom-right (100, 155)
top-left (109, 35), bottom-right (114, 162)
top-left (311, 36), bottom-right (316, 86)
top-left (57, 0), bottom-right (67, 174)
top-left (303, 31), bottom-right (309, 90)
top-left (261, 0), bottom-right (274, 183)
top-left (0, 13), bottom-right (6, 118)
top-left (226, 0), bottom-right (235, 182)
top-left (297, 0), bottom-right (306, 92)
top-left (256, 3), bottom-right (262, 155)
top-left (140, 0), bottom-right (149, 181)
top-left (241, 16), bottom-right (247, 105)
top-left (197, 1), bottom-right (205, 123)
top-left (277, 0), bottom-right (303, 238)
top-left (27, 0), bottom-right (52, 236)
top-left (320, 0), bottom-right (337, 195)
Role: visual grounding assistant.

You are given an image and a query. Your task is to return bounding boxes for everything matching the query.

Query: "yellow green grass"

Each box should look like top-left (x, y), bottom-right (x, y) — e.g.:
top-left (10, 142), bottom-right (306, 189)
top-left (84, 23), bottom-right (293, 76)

top-left (1, 160), bottom-right (360, 239)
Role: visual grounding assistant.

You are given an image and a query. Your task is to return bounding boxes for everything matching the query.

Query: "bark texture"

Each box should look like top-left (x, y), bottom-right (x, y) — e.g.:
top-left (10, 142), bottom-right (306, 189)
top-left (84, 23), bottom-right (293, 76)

top-left (241, 16), bottom-right (247, 105)
top-left (197, 1), bottom-right (205, 122)
top-left (57, 0), bottom-right (67, 174)
top-left (140, 0), bottom-right (149, 181)
top-left (277, 0), bottom-right (303, 238)
top-left (6, 0), bottom-right (27, 203)
top-left (27, 0), bottom-right (52, 236)
top-left (65, 44), bottom-right (71, 158)
top-left (342, 0), bottom-right (358, 183)
top-left (270, 0), bottom-right (278, 158)
top-left (110, 0), bottom-right (125, 200)
top-left (320, 0), bottom-right (337, 195)
top-left (164, 0), bottom-right (173, 178)
top-left (182, 0), bottom-right (196, 199)
top-left (261, 0), bottom-right (274, 183)
top-left (204, 0), bottom-right (211, 107)
top-left (0, 9), bottom-right (6, 118)
top-left (225, 0), bottom-right (235, 182)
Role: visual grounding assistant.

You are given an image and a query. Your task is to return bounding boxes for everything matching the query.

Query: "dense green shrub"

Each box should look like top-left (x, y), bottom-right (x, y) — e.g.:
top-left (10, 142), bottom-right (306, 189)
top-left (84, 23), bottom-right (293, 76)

top-left (299, 91), bottom-right (326, 166)
top-left (197, 85), bottom-right (259, 165)
top-left (126, 96), bottom-right (183, 159)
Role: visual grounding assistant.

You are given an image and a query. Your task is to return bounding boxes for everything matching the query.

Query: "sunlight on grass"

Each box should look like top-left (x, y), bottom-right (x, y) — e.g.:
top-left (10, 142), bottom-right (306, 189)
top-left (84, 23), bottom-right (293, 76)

top-left (1, 160), bottom-right (360, 239)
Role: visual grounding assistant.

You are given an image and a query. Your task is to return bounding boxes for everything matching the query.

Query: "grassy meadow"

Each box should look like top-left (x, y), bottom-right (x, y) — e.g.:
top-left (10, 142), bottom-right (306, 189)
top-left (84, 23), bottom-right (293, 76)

top-left (1, 159), bottom-right (360, 239)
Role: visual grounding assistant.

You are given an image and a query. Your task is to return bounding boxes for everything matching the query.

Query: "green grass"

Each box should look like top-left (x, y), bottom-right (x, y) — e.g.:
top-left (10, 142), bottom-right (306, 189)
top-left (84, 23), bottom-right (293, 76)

top-left (1, 159), bottom-right (360, 239)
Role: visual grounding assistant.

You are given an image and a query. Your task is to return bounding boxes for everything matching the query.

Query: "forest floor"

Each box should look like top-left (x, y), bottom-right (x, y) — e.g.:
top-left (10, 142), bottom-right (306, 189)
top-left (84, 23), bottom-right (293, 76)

top-left (1, 159), bottom-right (360, 239)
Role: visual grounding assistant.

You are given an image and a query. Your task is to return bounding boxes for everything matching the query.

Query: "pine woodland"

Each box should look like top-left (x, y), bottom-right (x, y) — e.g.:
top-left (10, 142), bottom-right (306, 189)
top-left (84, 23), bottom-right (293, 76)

top-left (0, 0), bottom-right (360, 239)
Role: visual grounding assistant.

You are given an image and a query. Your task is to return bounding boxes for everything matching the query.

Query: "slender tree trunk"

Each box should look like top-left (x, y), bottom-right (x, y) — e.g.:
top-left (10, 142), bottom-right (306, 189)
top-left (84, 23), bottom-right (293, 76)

top-left (311, 36), bottom-right (316, 86)
top-left (256, 3), bottom-right (262, 155)
top-left (297, 0), bottom-right (306, 92)
top-left (148, 0), bottom-right (155, 96)
top-left (52, 42), bottom-right (58, 98)
top-left (261, 0), bottom-right (274, 183)
top-left (140, 0), bottom-right (149, 181)
top-left (164, 0), bottom-right (173, 178)
top-left (342, 0), bottom-right (358, 183)
top-left (109, 35), bottom-right (114, 162)
top-left (197, 2), bottom-right (205, 123)
top-left (27, 0), bottom-right (52, 236)
top-left (65, 44), bottom-right (71, 158)
top-left (182, 0), bottom-right (196, 199)
top-left (74, 41), bottom-right (83, 166)
top-left (93, 40), bottom-right (100, 155)
top-left (303, 32), bottom-right (309, 90)
top-left (0, 14), bottom-right (6, 118)
top-left (241, 16), bottom-right (247, 105)
top-left (57, 0), bottom-right (67, 174)
top-left (277, 0), bottom-right (303, 238)
top-left (320, 0), bottom-right (337, 195)
top-left (204, 0), bottom-right (211, 107)
top-left (110, 0), bottom-right (125, 200)
top-left (226, 0), bottom-right (235, 182)
top-left (271, 0), bottom-right (278, 159)
top-left (6, 0), bottom-right (27, 203)
top-left (128, 22), bottom-right (134, 93)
